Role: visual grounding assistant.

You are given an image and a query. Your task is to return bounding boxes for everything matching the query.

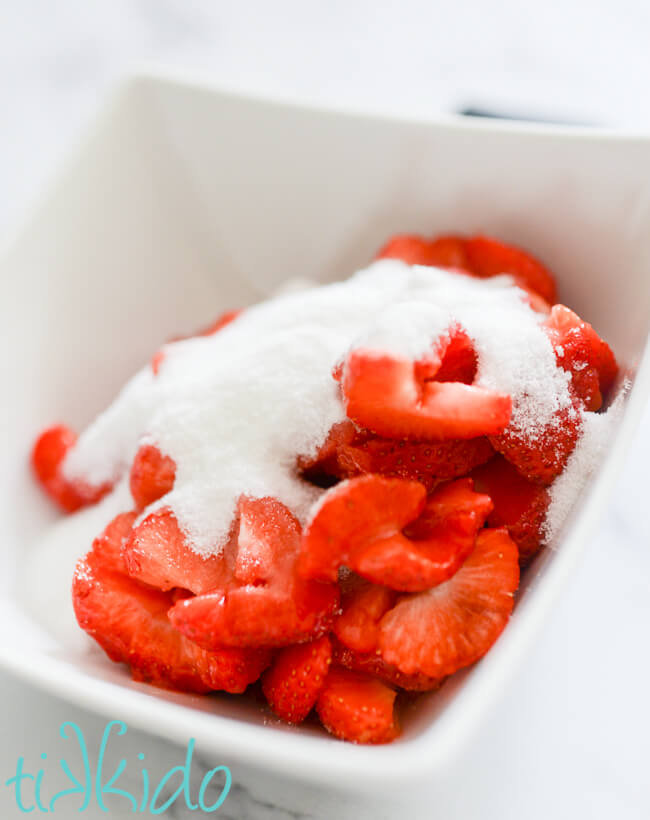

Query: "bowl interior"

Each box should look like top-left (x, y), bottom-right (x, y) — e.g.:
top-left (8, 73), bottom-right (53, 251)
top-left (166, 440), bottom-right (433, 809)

top-left (2, 76), bottom-right (650, 788)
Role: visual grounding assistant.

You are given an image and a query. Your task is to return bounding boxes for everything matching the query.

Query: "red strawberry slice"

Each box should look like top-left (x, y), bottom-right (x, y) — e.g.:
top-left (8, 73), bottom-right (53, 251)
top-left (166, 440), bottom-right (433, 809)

top-left (169, 497), bottom-right (339, 649)
top-left (300, 476), bottom-right (492, 592)
top-left (300, 476), bottom-right (425, 583)
top-left (434, 325), bottom-right (479, 383)
top-left (341, 345), bottom-right (512, 441)
top-left (72, 549), bottom-right (270, 693)
top-left (338, 435), bottom-right (494, 490)
top-left (316, 667), bottom-right (399, 744)
top-left (490, 400), bottom-right (581, 486)
top-left (331, 638), bottom-right (442, 692)
top-left (122, 509), bottom-right (232, 595)
top-left (92, 511), bottom-right (138, 572)
top-left (472, 455), bottom-right (550, 563)
top-left (376, 234), bottom-right (469, 270)
top-left (296, 420), bottom-right (360, 483)
top-left (129, 444), bottom-right (176, 510)
top-left (31, 425), bottom-right (112, 513)
top-left (262, 636), bottom-right (332, 723)
top-left (544, 304), bottom-right (618, 411)
top-left (378, 527), bottom-right (519, 678)
top-left (333, 576), bottom-right (397, 653)
top-left (464, 235), bottom-right (557, 304)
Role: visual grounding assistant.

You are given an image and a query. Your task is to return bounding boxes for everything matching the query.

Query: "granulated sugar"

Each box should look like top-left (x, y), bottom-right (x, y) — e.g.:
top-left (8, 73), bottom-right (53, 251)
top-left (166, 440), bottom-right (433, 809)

top-left (543, 383), bottom-right (628, 545)
top-left (61, 260), bottom-right (578, 557)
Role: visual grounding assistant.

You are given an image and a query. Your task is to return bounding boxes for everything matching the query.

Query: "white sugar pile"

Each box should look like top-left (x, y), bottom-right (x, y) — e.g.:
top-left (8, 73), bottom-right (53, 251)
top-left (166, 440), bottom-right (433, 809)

top-left (62, 260), bottom-right (578, 557)
top-left (544, 383), bottom-right (628, 544)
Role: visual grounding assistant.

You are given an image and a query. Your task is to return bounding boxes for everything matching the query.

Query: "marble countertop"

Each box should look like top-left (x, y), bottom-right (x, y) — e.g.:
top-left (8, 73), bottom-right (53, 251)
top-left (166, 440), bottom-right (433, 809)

top-left (2, 2), bottom-right (650, 817)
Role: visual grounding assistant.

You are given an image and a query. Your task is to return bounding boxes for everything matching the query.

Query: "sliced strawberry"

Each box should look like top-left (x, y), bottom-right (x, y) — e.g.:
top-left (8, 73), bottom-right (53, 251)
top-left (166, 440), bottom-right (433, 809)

top-left (338, 435), bottom-right (494, 490)
top-left (376, 234), bottom-right (469, 270)
top-left (316, 667), bottom-right (399, 744)
top-left (472, 455), bottom-right (550, 562)
top-left (31, 425), bottom-right (112, 513)
top-left (262, 636), bottom-right (332, 723)
top-left (129, 444), bottom-right (176, 511)
top-left (72, 549), bottom-right (270, 693)
top-left (333, 577), bottom-right (397, 653)
top-left (300, 476), bottom-right (426, 584)
top-left (296, 420), bottom-right (360, 483)
top-left (92, 511), bottom-right (138, 572)
top-left (342, 346), bottom-right (512, 441)
top-left (544, 304), bottom-right (618, 410)
top-left (379, 527), bottom-right (519, 678)
top-left (434, 324), bottom-right (479, 383)
top-left (490, 401), bottom-right (581, 485)
top-left (122, 509), bottom-right (231, 595)
top-left (331, 638), bottom-right (442, 692)
top-left (300, 476), bottom-right (492, 592)
top-left (464, 235), bottom-right (557, 304)
top-left (169, 497), bottom-right (339, 649)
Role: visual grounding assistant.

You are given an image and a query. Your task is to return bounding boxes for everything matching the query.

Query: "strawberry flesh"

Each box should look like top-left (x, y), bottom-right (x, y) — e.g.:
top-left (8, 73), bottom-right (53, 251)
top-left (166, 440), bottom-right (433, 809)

top-left (342, 345), bottom-right (511, 441)
top-left (376, 234), bottom-right (469, 270)
top-left (301, 476), bottom-right (492, 592)
top-left (472, 455), bottom-right (550, 563)
top-left (72, 549), bottom-right (270, 693)
top-left (122, 508), bottom-right (231, 595)
top-left (379, 527), bottom-right (520, 678)
top-left (169, 497), bottom-right (339, 648)
top-left (331, 638), bottom-right (442, 692)
top-left (129, 444), bottom-right (176, 511)
top-left (464, 235), bottom-right (557, 304)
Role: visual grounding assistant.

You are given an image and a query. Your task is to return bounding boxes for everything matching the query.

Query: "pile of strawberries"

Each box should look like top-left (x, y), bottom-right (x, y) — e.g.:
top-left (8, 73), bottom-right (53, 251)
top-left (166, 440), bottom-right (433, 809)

top-left (31, 233), bottom-right (618, 744)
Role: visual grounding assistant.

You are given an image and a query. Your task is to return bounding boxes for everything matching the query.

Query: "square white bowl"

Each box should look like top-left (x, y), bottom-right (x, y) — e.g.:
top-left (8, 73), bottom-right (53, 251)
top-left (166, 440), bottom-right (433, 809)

top-left (2, 72), bottom-right (650, 792)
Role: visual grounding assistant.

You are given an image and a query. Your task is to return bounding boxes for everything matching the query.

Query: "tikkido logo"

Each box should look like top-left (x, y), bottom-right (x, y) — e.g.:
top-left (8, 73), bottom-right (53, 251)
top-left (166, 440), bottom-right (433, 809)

top-left (5, 720), bottom-right (231, 815)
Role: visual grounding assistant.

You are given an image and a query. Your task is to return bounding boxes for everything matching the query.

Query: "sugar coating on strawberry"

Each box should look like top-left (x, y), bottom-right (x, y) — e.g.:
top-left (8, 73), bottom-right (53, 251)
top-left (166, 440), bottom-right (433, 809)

top-left (491, 400), bottom-right (582, 486)
top-left (316, 667), bottom-right (400, 744)
top-left (379, 528), bottom-right (520, 678)
top-left (53, 260), bottom-right (575, 558)
top-left (262, 636), bottom-right (332, 723)
top-left (544, 304), bottom-right (618, 411)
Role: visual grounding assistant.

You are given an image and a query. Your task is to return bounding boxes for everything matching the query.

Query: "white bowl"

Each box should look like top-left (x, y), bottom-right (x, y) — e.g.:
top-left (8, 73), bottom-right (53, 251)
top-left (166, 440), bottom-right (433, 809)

top-left (2, 73), bottom-right (650, 792)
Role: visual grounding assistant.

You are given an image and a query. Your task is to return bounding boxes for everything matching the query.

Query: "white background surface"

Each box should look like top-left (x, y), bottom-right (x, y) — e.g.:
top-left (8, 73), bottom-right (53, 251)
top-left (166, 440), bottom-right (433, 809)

top-left (1, 2), bottom-right (649, 817)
